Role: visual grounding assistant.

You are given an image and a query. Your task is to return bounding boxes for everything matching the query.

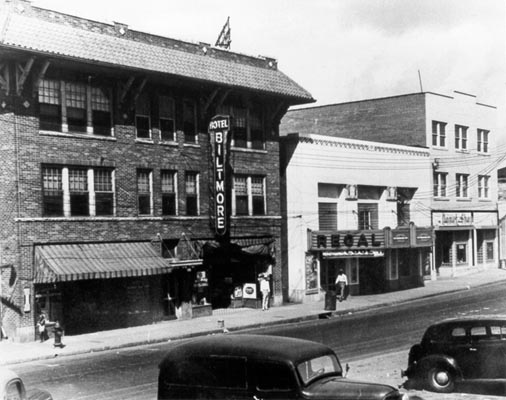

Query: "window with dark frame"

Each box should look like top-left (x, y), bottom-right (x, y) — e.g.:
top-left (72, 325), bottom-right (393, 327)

top-left (234, 175), bottom-right (248, 215)
top-left (159, 96), bottom-right (175, 142)
top-left (42, 167), bottom-right (63, 216)
top-left (250, 109), bottom-right (264, 150)
top-left (38, 80), bottom-right (62, 131)
top-left (38, 79), bottom-right (113, 136)
top-left (433, 172), bottom-right (447, 197)
top-left (357, 203), bottom-right (378, 230)
top-left (183, 99), bottom-right (197, 143)
top-left (251, 176), bottom-right (265, 215)
top-left (185, 172), bottom-right (198, 216)
top-left (65, 83), bottom-right (87, 132)
top-left (69, 168), bottom-right (89, 216)
top-left (161, 170), bottom-right (177, 215)
top-left (91, 87), bottom-right (112, 136)
top-left (135, 94), bottom-right (151, 139)
top-left (232, 107), bottom-right (248, 148)
top-left (94, 169), bottom-right (114, 216)
top-left (137, 169), bottom-right (152, 215)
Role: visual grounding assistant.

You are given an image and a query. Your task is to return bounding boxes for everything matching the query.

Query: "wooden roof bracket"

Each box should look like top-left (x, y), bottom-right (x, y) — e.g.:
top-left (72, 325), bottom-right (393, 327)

top-left (0, 62), bottom-right (9, 93)
top-left (15, 57), bottom-right (34, 95)
top-left (32, 59), bottom-right (50, 97)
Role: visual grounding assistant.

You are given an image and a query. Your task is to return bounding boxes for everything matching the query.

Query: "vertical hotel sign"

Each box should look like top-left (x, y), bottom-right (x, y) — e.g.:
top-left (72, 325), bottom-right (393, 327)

top-left (209, 115), bottom-right (230, 236)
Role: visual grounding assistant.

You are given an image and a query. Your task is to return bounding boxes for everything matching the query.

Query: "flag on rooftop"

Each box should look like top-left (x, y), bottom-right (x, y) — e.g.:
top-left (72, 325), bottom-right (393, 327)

top-left (215, 17), bottom-right (231, 49)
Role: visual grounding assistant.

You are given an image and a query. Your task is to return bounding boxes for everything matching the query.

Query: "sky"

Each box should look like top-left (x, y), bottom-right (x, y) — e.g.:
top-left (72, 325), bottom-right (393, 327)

top-left (33, 0), bottom-right (505, 111)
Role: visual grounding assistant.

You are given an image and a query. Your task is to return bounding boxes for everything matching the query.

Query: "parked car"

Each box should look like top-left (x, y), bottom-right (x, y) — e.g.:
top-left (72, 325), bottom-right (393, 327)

top-left (403, 316), bottom-right (506, 394)
top-left (158, 334), bottom-right (408, 399)
top-left (0, 367), bottom-right (53, 400)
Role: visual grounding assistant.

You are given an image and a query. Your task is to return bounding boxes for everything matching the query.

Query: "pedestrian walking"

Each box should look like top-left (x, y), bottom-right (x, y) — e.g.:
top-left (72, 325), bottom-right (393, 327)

top-left (259, 273), bottom-right (270, 310)
top-left (37, 313), bottom-right (48, 342)
top-left (335, 269), bottom-right (348, 302)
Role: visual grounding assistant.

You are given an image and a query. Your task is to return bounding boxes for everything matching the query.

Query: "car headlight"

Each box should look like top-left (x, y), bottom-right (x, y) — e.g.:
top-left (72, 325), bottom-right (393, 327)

top-left (384, 392), bottom-right (410, 400)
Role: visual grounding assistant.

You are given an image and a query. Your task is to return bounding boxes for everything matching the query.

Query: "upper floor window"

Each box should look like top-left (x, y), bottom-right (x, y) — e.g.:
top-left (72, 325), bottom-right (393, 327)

top-left (136, 94), bottom-right (151, 139)
top-left (69, 168), bottom-right (89, 216)
top-left (455, 125), bottom-right (468, 150)
top-left (357, 203), bottom-right (378, 230)
top-left (478, 175), bottom-right (490, 199)
top-left (183, 99), bottom-right (198, 143)
top-left (42, 166), bottom-right (63, 216)
top-left (137, 169), bottom-right (152, 215)
top-left (220, 104), bottom-right (265, 150)
top-left (159, 96), bottom-right (176, 142)
top-left (38, 79), bottom-right (112, 136)
top-left (456, 174), bottom-right (469, 198)
top-left (433, 172), bottom-right (447, 197)
top-left (318, 183), bottom-right (340, 231)
top-left (432, 121), bottom-right (446, 147)
top-left (232, 175), bottom-right (266, 216)
top-left (42, 165), bottom-right (114, 217)
top-left (185, 172), bottom-right (199, 216)
top-left (161, 170), bottom-right (177, 215)
top-left (477, 129), bottom-right (489, 153)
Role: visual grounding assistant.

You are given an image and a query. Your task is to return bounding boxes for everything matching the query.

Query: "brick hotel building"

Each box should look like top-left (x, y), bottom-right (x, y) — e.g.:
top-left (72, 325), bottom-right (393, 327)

top-left (0, 0), bottom-right (313, 341)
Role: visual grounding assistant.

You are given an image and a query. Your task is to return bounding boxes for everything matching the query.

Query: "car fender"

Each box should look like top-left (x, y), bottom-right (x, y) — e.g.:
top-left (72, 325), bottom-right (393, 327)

top-left (417, 354), bottom-right (463, 380)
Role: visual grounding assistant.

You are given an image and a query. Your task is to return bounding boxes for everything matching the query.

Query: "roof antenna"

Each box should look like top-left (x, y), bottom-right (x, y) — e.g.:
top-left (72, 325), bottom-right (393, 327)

top-left (418, 69), bottom-right (424, 92)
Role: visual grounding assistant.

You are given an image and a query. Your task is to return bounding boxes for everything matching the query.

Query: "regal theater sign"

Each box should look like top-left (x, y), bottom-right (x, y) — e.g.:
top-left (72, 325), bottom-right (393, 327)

top-left (209, 115), bottom-right (230, 236)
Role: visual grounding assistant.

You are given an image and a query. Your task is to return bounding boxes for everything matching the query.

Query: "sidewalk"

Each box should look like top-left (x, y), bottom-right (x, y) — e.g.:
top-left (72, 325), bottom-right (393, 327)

top-left (2, 268), bottom-right (506, 366)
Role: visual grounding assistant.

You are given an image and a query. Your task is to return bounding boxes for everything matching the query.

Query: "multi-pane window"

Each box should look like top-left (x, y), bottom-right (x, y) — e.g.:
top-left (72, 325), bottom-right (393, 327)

top-left (159, 96), bottom-right (175, 142)
top-left (232, 108), bottom-right (248, 148)
top-left (38, 80), bottom-right (62, 131)
top-left (42, 167), bottom-right (63, 216)
top-left (42, 166), bottom-right (115, 217)
top-left (38, 79), bottom-right (112, 135)
top-left (234, 175), bottom-right (248, 215)
top-left (318, 183), bottom-right (339, 230)
top-left (91, 87), bottom-right (112, 136)
top-left (251, 176), bottom-right (265, 215)
top-left (220, 104), bottom-right (265, 150)
top-left (69, 168), bottom-right (89, 216)
top-left (433, 172), bottom-right (447, 197)
top-left (185, 172), bottom-right (199, 216)
top-left (357, 203), bottom-right (378, 230)
top-left (478, 175), bottom-right (490, 199)
top-left (94, 169), bottom-right (114, 216)
top-left (455, 125), bottom-right (468, 150)
top-left (183, 99), bottom-right (197, 143)
top-left (66, 83), bottom-right (87, 132)
top-left (161, 170), bottom-right (177, 215)
top-left (233, 175), bottom-right (266, 216)
top-left (456, 174), bottom-right (469, 198)
top-left (432, 120), bottom-right (446, 147)
top-left (477, 129), bottom-right (489, 153)
top-left (137, 169), bottom-right (152, 215)
top-left (135, 94), bottom-right (151, 139)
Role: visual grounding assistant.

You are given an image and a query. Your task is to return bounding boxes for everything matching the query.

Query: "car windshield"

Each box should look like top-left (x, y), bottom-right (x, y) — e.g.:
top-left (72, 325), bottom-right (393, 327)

top-left (296, 354), bottom-right (342, 385)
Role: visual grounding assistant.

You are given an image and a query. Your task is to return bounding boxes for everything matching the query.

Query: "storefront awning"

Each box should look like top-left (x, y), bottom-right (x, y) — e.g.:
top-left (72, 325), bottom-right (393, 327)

top-left (34, 242), bottom-right (202, 284)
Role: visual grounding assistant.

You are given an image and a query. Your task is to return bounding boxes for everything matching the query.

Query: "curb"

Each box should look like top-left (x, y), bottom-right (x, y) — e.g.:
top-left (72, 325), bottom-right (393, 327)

top-left (2, 279), bottom-right (504, 366)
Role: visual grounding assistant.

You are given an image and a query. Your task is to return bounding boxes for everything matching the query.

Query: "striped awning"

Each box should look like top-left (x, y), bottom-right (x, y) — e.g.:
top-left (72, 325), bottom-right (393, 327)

top-left (34, 242), bottom-right (202, 283)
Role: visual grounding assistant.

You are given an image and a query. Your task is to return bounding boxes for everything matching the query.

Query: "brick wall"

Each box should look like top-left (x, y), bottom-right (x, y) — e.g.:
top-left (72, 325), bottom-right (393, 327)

top-left (281, 93), bottom-right (427, 147)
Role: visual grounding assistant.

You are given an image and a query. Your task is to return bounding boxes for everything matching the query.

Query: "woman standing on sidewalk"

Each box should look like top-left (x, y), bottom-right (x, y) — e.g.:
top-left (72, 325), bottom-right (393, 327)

top-left (335, 270), bottom-right (348, 302)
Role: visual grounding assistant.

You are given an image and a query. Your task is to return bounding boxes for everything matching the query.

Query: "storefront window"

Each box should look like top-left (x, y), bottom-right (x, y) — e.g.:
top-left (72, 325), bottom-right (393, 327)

top-left (350, 259), bottom-right (359, 284)
top-left (456, 243), bottom-right (467, 263)
top-left (397, 249), bottom-right (411, 277)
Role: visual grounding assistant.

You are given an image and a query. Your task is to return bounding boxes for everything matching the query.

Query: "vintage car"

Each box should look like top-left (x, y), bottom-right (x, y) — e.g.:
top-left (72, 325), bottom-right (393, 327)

top-left (403, 316), bottom-right (506, 394)
top-left (158, 334), bottom-right (408, 399)
top-left (0, 367), bottom-right (53, 400)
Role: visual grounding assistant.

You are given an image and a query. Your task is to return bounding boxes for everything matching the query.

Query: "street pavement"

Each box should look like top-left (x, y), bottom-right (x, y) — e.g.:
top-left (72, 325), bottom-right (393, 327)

top-left (1, 267), bottom-right (506, 367)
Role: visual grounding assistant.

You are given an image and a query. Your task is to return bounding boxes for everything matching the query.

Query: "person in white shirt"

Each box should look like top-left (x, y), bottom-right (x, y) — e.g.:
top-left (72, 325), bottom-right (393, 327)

top-left (259, 274), bottom-right (271, 310)
top-left (335, 270), bottom-right (348, 302)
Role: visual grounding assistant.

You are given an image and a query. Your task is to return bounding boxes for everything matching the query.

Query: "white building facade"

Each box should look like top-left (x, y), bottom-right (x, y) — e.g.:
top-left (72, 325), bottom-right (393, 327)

top-left (281, 133), bottom-right (433, 303)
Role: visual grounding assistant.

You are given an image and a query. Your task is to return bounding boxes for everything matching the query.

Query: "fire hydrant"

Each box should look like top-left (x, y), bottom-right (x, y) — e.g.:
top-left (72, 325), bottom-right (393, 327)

top-left (53, 321), bottom-right (65, 348)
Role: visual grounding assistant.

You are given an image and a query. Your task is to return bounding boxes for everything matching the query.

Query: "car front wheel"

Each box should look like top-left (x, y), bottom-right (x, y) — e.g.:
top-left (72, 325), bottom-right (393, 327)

top-left (425, 365), bottom-right (455, 393)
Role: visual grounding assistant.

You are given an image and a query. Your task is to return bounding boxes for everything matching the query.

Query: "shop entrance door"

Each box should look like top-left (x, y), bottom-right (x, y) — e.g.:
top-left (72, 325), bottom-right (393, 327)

top-left (358, 257), bottom-right (386, 295)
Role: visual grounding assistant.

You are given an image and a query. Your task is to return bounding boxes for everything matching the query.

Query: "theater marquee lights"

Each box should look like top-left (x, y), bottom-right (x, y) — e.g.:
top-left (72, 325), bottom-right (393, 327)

top-left (209, 115), bottom-right (230, 236)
